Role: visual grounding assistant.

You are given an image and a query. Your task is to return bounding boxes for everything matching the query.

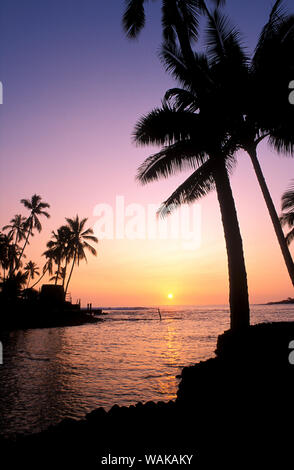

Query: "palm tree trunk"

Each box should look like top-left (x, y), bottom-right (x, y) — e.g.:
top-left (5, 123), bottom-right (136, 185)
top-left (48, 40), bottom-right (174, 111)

top-left (247, 146), bottom-right (294, 286)
top-left (64, 251), bottom-right (76, 298)
top-left (55, 259), bottom-right (61, 286)
top-left (212, 157), bottom-right (250, 331)
top-left (62, 259), bottom-right (68, 288)
top-left (13, 223), bottom-right (32, 275)
top-left (31, 270), bottom-right (46, 289)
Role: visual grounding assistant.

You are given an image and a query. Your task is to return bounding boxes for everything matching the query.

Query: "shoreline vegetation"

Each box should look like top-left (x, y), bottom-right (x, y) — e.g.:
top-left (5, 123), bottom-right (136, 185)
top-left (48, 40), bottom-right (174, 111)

top-left (1, 322), bottom-right (293, 467)
top-left (0, 195), bottom-right (99, 331)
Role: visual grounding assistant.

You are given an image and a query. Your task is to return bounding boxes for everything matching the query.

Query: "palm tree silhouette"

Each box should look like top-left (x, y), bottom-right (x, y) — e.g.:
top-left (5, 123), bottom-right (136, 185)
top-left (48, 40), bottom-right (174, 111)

top-left (227, 1), bottom-right (294, 286)
top-left (15, 195), bottom-right (50, 272)
top-left (46, 225), bottom-right (72, 286)
top-left (2, 214), bottom-right (27, 245)
top-left (0, 270), bottom-right (28, 301)
top-left (64, 216), bottom-right (98, 297)
top-left (0, 232), bottom-right (13, 280)
top-left (24, 261), bottom-right (40, 288)
top-left (0, 232), bottom-right (24, 279)
top-left (280, 180), bottom-right (294, 245)
top-left (134, 95), bottom-right (250, 330)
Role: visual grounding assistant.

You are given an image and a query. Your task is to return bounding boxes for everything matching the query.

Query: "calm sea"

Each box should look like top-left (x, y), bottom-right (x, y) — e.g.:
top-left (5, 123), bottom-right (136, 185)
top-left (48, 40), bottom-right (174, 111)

top-left (1, 304), bottom-right (294, 437)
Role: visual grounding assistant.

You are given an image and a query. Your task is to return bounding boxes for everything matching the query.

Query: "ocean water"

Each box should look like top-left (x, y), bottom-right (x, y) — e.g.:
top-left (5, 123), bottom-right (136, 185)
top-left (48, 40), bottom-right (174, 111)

top-left (1, 304), bottom-right (294, 437)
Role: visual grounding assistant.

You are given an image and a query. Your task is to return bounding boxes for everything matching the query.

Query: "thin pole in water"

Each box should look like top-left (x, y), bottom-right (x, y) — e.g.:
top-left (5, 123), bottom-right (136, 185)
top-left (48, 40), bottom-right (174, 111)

top-left (158, 308), bottom-right (162, 321)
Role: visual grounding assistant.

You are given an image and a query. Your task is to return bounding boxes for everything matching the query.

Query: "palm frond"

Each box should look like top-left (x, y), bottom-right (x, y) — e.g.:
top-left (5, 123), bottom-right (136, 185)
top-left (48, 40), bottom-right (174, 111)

top-left (205, 9), bottom-right (246, 66)
top-left (122, 0), bottom-right (146, 38)
top-left (280, 212), bottom-right (294, 227)
top-left (20, 199), bottom-right (32, 209)
top-left (137, 141), bottom-right (207, 184)
top-left (163, 87), bottom-right (198, 112)
top-left (33, 216), bottom-right (42, 233)
top-left (134, 106), bottom-right (200, 146)
top-left (286, 227), bottom-right (294, 245)
top-left (281, 182), bottom-right (294, 212)
top-left (83, 241), bottom-right (97, 256)
top-left (157, 159), bottom-right (215, 217)
top-left (160, 42), bottom-right (212, 93)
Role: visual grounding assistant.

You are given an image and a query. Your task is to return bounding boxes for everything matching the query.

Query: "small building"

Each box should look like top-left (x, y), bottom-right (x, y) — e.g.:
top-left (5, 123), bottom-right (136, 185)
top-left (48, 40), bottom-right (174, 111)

top-left (40, 285), bottom-right (65, 306)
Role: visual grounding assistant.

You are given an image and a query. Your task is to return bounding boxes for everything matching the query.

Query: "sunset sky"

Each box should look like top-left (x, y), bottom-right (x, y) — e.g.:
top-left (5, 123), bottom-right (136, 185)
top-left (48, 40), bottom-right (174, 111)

top-left (0, 0), bottom-right (293, 306)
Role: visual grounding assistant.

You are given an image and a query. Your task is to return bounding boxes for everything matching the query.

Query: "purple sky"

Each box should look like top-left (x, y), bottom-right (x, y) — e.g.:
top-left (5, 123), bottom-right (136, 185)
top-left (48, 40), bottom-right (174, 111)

top-left (0, 0), bottom-right (293, 306)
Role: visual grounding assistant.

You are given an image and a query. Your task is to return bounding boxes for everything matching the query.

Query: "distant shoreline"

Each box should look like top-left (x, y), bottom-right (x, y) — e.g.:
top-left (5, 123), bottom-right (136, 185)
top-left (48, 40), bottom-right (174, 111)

top-left (264, 297), bottom-right (294, 305)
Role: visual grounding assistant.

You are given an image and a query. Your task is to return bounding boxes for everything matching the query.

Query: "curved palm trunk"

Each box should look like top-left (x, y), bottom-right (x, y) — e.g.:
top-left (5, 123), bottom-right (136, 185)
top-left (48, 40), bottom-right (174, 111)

top-left (55, 259), bottom-right (61, 286)
top-left (62, 258), bottom-right (69, 288)
top-left (212, 158), bottom-right (250, 331)
top-left (30, 270), bottom-right (46, 289)
top-left (247, 146), bottom-right (294, 286)
top-left (64, 251), bottom-right (76, 298)
top-left (13, 223), bottom-right (32, 275)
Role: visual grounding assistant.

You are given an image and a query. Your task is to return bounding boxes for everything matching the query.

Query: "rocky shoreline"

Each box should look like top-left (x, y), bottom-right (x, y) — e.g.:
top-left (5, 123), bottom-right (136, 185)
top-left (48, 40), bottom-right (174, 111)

top-left (1, 322), bottom-right (294, 467)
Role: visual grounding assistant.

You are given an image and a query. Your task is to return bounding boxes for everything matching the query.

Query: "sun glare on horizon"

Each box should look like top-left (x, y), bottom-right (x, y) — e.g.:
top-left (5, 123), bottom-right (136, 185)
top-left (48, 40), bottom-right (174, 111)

top-left (167, 293), bottom-right (174, 300)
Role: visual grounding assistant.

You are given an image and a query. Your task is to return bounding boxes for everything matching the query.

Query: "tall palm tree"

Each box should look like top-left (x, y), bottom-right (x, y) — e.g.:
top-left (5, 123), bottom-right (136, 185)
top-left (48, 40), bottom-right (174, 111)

top-left (134, 97), bottom-right (250, 330)
top-left (0, 232), bottom-right (12, 280)
top-left (46, 225), bottom-right (72, 285)
top-left (24, 261), bottom-right (40, 288)
top-left (15, 195), bottom-right (50, 272)
top-left (64, 216), bottom-right (98, 297)
top-left (230, 1), bottom-right (294, 286)
top-left (0, 232), bottom-right (24, 278)
top-left (2, 214), bottom-right (27, 245)
top-left (280, 181), bottom-right (294, 245)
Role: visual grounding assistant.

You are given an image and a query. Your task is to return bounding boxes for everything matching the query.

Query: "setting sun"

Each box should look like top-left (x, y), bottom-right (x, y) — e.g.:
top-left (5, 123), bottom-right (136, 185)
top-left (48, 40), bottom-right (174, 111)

top-left (167, 293), bottom-right (174, 300)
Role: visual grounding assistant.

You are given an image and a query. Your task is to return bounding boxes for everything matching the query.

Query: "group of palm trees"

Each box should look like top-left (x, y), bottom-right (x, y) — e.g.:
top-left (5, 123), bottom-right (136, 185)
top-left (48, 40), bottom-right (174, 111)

top-left (123, 0), bottom-right (294, 331)
top-left (0, 194), bottom-right (98, 301)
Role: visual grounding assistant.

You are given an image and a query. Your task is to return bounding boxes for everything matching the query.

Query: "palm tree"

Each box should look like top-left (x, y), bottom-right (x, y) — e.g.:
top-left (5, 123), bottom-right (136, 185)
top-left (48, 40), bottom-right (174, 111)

top-left (0, 232), bottom-right (24, 279)
top-left (0, 271), bottom-right (28, 302)
top-left (46, 225), bottom-right (72, 285)
top-left (230, 1), bottom-right (294, 286)
top-left (2, 214), bottom-right (27, 245)
top-left (64, 216), bottom-right (98, 297)
top-left (24, 261), bottom-right (40, 288)
top-left (0, 232), bottom-right (12, 280)
top-left (15, 195), bottom-right (50, 272)
top-left (280, 181), bottom-right (294, 245)
top-left (134, 94), bottom-right (250, 330)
